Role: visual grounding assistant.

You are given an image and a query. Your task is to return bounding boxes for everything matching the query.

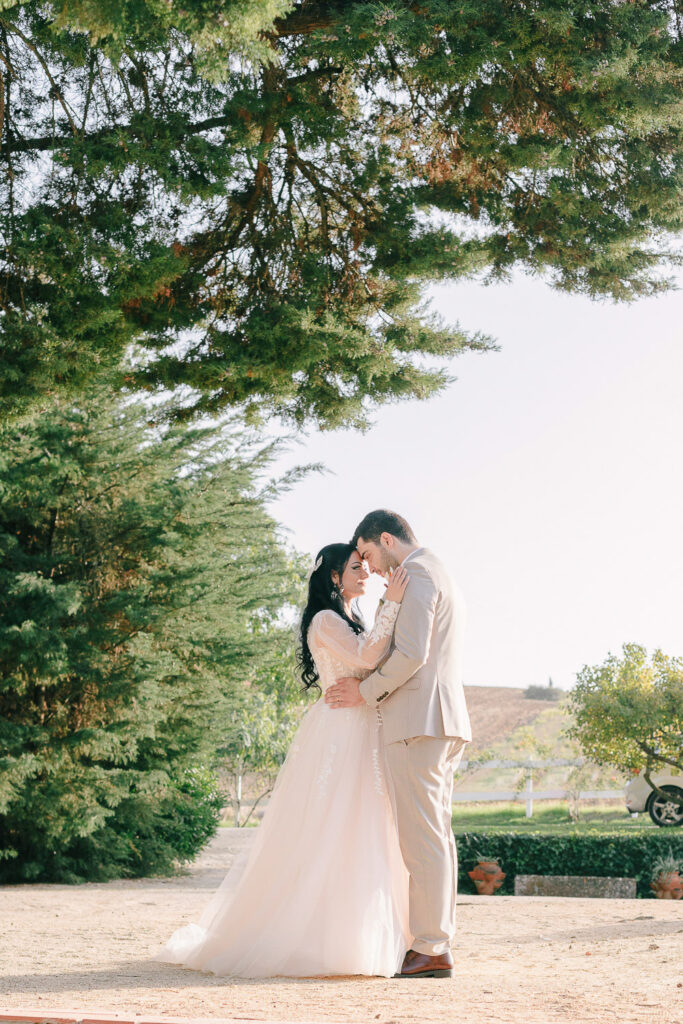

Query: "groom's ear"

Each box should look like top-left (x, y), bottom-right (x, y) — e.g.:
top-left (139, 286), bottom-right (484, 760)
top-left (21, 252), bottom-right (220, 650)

top-left (380, 531), bottom-right (395, 549)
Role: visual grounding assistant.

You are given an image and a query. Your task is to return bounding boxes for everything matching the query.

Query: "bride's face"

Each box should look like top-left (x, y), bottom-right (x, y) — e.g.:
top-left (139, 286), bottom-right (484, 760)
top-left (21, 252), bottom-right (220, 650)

top-left (337, 551), bottom-right (369, 598)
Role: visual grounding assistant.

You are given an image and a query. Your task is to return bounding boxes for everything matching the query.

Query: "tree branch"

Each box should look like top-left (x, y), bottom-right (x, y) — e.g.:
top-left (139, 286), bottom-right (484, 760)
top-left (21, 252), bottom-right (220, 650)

top-left (3, 19), bottom-right (78, 136)
top-left (1, 110), bottom-right (266, 156)
top-left (239, 783), bottom-right (274, 826)
top-left (636, 738), bottom-right (683, 774)
top-left (272, 1), bottom-right (338, 38)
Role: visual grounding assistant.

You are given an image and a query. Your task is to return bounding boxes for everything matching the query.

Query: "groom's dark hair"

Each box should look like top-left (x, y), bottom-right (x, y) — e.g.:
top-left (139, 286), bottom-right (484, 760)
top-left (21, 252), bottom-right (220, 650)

top-left (351, 509), bottom-right (417, 547)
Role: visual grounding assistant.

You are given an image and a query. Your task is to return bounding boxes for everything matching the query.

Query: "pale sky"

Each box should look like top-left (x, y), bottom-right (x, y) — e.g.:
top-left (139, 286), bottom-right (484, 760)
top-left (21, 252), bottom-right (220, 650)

top-left (269, 268), bottom-right (683, 690)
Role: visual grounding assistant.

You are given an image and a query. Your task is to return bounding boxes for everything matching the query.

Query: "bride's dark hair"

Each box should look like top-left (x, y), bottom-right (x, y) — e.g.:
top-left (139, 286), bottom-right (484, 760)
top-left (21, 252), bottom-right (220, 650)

top-left (298, 542), bottom-right (364, 692)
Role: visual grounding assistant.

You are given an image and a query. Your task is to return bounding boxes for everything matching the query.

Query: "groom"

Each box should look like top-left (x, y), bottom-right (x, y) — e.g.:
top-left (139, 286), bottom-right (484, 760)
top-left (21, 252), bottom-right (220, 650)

top-left (325, 510), bottom-right (471, 979)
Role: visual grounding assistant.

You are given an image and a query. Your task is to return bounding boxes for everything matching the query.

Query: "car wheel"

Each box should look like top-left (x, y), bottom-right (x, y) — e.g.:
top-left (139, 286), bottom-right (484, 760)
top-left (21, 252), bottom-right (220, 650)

top-left (646, 786), bottom-right (683, 827)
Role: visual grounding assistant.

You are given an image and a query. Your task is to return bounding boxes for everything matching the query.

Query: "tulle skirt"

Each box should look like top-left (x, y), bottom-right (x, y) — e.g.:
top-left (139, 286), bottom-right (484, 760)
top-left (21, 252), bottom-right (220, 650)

top-left (154, 698), bottom-right (411, 977)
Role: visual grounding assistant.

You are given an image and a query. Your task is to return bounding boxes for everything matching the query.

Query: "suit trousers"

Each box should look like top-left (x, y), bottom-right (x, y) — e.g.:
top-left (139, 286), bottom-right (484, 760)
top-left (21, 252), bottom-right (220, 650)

top-left (385, 735), bottom-right (466, 956)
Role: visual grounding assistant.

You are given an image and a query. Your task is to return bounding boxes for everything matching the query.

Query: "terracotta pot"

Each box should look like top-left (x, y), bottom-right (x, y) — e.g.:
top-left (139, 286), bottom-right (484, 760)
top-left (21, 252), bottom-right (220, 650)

top-left (468, 859), bottom-right (506, 895)
top-left (651, 870), bottom-right (683, 900)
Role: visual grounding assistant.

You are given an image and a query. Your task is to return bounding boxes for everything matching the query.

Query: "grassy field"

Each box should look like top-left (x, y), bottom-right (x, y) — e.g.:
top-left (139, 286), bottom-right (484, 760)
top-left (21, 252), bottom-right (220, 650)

top-left (221, 800), bottom-right (661, 834)
top-left (451, 800), bottom-right (658, 833)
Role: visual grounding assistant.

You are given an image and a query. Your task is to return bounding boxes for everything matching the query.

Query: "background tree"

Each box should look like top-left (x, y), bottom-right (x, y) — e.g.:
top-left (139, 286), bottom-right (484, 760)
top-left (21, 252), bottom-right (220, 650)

top-left (569, 643), bottom-right (683, 810)
top-left (2, 1), bottom-right (682, 424)
top-left (217, 677), bottom-right (303, 827)
top-left (0, 382), bottom-right (307, 881)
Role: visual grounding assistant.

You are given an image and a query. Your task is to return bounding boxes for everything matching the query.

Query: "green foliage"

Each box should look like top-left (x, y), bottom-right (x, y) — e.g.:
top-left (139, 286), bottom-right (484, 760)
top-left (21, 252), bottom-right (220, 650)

top-left (153, 765), bottom-right (225, 862)
top-left (0, 381), bottom-right (304, 881)
top-left (568, 644), bottom-right (683, 781)
top-left (42, 0), bottom-right (294, 68)
top-left (218, 674), bottom-right (308, 826)
top-left (220, 646), bottom-right (307, 775)
top-left (2, 1), bottom-right (682, 422)
top-left (508, 723), bottom-right (552, 763)
top-left (650, 847), bottom-right (683, 879)
top-left (455, 828), bottom-right (683, 898)
top-left (32, 763), bottom-right (225, 882)
top-left (219, 689), bottom-right (300, 778)
top-left (218, 643), bottom-right (310, 782)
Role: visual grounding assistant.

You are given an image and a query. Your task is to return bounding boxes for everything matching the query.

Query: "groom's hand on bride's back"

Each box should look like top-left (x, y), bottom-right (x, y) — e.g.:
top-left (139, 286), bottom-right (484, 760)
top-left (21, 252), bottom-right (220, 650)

top-left (325, 676), bottom-right (365, 708)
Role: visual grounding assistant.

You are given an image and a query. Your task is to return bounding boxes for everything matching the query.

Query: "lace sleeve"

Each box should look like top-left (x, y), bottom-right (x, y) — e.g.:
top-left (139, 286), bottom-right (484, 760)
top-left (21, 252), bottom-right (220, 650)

top-left (308, 602), bottom-right (400, 671)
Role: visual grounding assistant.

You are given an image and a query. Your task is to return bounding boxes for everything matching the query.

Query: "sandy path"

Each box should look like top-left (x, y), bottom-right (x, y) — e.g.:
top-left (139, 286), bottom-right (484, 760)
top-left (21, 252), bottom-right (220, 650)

top-left (1, 829), bottom-right (681, 1024)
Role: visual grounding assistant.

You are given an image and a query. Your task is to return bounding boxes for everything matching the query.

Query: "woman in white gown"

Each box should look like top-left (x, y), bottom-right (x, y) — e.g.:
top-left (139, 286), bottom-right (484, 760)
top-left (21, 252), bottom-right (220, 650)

top-left (155, 543), bottom-right (411, 978)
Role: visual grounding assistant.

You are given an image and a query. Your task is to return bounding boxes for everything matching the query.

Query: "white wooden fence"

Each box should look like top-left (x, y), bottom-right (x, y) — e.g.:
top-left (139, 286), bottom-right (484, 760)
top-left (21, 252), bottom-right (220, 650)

top-left (453, 757), bottom-right (624, 818)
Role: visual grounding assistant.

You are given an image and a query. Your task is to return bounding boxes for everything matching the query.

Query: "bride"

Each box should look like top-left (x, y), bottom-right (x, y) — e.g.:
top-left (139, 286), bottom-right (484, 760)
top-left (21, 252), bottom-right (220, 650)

top-left (155, 542), bottom-right (411, 978)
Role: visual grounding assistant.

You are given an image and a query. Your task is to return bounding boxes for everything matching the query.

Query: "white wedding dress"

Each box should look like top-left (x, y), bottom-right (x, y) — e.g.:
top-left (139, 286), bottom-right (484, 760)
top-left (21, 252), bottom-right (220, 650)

top-left (155, 600), bottom-right (411, 978)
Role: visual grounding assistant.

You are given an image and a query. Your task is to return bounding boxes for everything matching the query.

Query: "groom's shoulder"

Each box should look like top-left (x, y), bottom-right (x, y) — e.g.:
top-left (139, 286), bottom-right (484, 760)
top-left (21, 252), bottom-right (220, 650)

top-left (410, 547), bottom-right (443, 573)
top-left (407, 550), bottom-right (465, 616)
top-left (411, 548), bottom-right (459, 592)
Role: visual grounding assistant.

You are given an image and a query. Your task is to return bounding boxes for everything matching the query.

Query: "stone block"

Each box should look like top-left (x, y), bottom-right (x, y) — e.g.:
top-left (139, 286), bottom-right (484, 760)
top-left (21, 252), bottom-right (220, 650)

top-left (514, 874), bottom-right (637, 898)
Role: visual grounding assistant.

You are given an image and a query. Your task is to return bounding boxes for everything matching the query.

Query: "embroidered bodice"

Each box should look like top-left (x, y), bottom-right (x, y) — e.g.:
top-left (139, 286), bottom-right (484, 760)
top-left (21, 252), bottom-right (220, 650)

top-left (307, 601), bottom-right (400, 692)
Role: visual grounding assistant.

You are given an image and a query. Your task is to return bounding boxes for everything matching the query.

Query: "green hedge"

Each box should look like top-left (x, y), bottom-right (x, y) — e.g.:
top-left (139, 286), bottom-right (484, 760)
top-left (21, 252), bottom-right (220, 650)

top-left (455, 829), bottom-right (683, 898)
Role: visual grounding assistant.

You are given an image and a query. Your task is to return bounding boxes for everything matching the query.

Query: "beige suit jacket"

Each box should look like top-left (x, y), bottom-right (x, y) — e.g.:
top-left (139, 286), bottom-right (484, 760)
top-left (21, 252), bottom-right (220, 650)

top-left (359, 548), bottom-right (471, 745)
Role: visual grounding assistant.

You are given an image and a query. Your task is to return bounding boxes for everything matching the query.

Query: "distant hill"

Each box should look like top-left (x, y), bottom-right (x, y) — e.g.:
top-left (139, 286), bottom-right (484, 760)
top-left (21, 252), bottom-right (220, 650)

top-left (459, 686), bottom-right (626, 794)
top-left (463, 685), bottom-right (557, 756)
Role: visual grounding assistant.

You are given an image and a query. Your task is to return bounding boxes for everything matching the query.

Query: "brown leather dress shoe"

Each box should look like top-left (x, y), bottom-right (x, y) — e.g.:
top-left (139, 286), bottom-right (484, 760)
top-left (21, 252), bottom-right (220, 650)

top-left (394, 948), bottom-right (454, 978)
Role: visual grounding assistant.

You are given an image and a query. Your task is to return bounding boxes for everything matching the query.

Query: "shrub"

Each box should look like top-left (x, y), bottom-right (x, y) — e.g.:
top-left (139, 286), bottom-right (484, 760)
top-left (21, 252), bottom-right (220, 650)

top-left (524, 685), bottom-right (562, 701)
top-left (0, 765), bottom-right (224, 884)
top-left (455, 829), bottom-right (683, 898)
top-left (148, 765), bottom-right (224, 863)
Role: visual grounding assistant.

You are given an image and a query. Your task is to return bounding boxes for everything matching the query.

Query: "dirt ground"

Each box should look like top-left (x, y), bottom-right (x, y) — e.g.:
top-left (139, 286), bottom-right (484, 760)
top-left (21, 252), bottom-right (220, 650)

top-left (1, 829), bottom-right (682, 1024)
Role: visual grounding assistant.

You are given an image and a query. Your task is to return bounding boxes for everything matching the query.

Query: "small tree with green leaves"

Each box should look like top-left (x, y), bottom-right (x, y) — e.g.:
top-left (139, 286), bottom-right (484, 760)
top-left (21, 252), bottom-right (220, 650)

top-left (508, 724), bottom-right (553, 802)
top-left (569, 644), bottom-right (683, 810)
top-left (217, 682), bottom-right (305, 827)
top-left (215, 636), bottom-right (310, 827)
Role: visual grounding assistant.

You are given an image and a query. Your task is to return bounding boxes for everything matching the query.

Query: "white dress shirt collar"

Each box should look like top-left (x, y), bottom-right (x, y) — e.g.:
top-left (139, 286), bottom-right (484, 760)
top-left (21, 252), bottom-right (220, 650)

top-left (400, 546), bottom-right (424, 567)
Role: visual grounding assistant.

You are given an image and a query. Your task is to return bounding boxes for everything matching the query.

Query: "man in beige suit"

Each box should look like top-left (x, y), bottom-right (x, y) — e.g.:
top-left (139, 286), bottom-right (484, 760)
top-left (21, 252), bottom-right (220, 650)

top-left (325, 510), bottom-right (471, 979)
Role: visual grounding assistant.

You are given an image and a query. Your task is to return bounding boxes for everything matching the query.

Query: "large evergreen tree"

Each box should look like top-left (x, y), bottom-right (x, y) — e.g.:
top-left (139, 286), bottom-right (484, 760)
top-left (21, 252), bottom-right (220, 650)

top-left (1, 1), bottom-right (681, 425)
top-left (0, 385), bottom-right (304, 881)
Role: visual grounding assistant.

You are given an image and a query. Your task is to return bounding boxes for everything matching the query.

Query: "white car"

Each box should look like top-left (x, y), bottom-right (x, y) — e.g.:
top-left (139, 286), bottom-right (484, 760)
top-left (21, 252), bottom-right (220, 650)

top-left (625, 771), bottom-right (683, 826)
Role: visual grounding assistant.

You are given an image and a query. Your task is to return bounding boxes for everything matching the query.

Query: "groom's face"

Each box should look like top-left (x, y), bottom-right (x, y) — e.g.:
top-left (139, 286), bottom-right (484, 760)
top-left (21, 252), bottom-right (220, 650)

top-left (356, 535), bottom-right (400, 577)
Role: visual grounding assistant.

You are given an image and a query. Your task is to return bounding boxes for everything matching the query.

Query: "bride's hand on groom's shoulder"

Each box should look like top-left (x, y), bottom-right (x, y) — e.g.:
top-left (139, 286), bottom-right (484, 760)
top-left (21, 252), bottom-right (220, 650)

top-left (384, 566), bottom-right (409, 603)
